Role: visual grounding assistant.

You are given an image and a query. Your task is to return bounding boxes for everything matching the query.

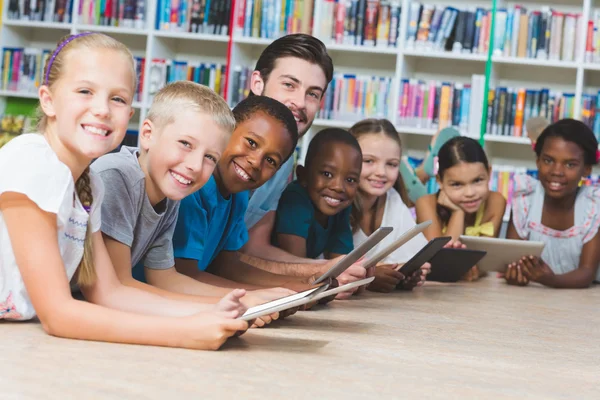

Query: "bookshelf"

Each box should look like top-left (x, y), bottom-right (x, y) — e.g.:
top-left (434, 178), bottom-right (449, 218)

top-left (0, 0), bottom-right (599, 170)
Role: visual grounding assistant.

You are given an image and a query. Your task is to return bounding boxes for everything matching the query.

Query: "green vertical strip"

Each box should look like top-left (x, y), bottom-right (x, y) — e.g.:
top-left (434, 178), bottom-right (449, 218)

top-left (479, 0), bottom-right (498, 146)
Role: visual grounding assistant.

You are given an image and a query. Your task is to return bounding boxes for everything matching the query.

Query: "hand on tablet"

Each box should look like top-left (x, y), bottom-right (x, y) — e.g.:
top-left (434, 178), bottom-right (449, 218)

top-left (185, 310), bottom-right (249, 350)
top-left (519, 256), bottom-right (554, 285)
top-left (214, 289), bottom-right (248, 317)
top-left (461, 265), bottom-right (481, 282)
top-left (444, 240), bottom-right (466, 250)
top-left (397, 268), bottom-right (423, 291)
top-left (504, 262), bottom-right (530, 286)
top-left (250, 312), bottom-right (280, 328)
top-left (335, 262), bottom-right (367, 299)
top-left (368, 264), bottom-right (403, 293)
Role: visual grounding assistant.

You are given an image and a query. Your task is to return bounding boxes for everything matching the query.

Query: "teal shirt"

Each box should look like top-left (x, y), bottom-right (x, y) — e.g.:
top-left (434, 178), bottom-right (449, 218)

top-left (273, 181), bottom-right (354, 259)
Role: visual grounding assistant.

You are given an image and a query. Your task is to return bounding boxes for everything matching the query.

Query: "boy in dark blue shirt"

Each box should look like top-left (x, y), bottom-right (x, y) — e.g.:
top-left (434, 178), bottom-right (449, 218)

top-left (274, 128), bottom-right (362, 259)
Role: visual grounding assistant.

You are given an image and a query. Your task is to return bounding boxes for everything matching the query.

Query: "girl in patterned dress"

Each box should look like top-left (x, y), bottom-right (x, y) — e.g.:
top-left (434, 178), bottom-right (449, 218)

top-left (506, 119), bottom-right (600, 288)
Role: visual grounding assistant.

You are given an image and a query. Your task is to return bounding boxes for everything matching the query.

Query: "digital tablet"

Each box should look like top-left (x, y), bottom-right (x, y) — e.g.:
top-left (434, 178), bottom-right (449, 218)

top-left (238, 284), bottom-right (330, 321)
top-left (427, 248), bottom-right (487, 283)
top-left (459, 236), bottom-right (545, 273)
top-left (310, 276), bottom-right (375, 302)
top-left (362, 221), bottom-right (432, 269)
top-left (397, 236), bottom-right (452, 279)
top-left (312, 226), bottom-right (393, 285)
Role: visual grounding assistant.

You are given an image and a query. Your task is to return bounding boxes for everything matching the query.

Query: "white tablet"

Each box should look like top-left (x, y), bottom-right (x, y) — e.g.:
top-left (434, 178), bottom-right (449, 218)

top-left (362, 221), bottom-right (432, 269)
top-left (238, 284), bottom-right (329, 321)
top-left (459, 235), bottom-right (545, 273)
top-left (310, 276), bottom-right (375, 302)
top-left (312, 226), bottom-right (393, 285)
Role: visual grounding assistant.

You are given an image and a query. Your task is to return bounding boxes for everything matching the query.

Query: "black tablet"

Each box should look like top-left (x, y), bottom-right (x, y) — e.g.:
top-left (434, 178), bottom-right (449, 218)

top-left (427, 248), bottom-right (487, 283)
top-left (397, 236), bottom-right (452, 280)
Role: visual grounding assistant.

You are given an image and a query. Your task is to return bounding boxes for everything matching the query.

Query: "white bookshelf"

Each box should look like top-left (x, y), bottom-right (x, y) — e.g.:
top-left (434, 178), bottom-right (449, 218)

top-left (0, 0), bottom-right (598, 167)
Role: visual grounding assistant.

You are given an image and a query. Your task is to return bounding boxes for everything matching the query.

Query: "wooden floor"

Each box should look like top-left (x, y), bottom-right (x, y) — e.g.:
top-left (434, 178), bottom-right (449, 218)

top-left (2, 277), bottom-right (599, 399)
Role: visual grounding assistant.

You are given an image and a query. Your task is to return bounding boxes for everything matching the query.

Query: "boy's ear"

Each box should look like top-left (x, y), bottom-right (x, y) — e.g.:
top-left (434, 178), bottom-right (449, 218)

top-left (38, 85), bottom-right (56, 118)
top-left (249, 70), bottom-right (265, 96)
top-left (139, 119), bottom-right (155, 152)
top-left (296, 164), bottom-right (307, 186)
top-left (584, 165), bottom-right (592, 179)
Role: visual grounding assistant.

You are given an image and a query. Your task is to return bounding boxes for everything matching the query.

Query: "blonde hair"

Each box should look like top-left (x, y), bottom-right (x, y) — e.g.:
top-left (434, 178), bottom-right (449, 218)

top-left (38, 33), bottom-right (136, 287)
top-left (348, 118), bottom-right (411, 233)
top-left (146, 81), bottom-right (235, 135)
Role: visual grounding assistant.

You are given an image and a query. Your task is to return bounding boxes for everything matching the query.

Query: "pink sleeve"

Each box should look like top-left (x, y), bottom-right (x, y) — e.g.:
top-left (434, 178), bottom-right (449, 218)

top-left (582, 186), bottom-right (600, 244)
top-left (511, 174), bottom-right (537, 240)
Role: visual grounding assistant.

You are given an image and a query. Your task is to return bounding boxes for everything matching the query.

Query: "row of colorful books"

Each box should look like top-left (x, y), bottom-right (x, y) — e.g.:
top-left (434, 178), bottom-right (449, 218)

top-left (318, 74), bottom-right (393, 121)
top-left (494, 6), bottom-right (583, 62)
top-left (78, 0), bottom-right (146, 28)
top-left (486, 88), bottom-right (575, 138)
top-left (6, 0), bottom-right (73, 22)
top-left (148, 59), bottom-right (226, 100)
top-left (406, 4), bottom-right (491, 55)
top-left (397, 79), bottom-right (473, 131)
top-left (233, 0), bottom-right (314, 39)
top-left (318, 0), bottom-right (401, 48)
top-left (156, 0), bottom-right (231, 34)
top-left (1, 47), bottom-right (145, 102)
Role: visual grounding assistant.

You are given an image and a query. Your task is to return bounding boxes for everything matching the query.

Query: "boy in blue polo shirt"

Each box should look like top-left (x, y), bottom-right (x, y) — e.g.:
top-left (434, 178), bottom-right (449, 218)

top-left (173, 96), bottom-right (320, 291)
top-left (273, 128), bottom-right (361, 259)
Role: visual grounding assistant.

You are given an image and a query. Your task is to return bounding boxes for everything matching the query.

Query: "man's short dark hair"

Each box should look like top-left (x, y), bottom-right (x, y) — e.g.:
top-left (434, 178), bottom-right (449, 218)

top-left (253, 34), bottom-right (334, 95)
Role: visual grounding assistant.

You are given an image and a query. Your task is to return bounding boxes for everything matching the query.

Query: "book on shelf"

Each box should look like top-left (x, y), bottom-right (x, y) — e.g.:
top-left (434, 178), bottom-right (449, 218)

top-left (6, 0), bottom-right (73, 22)
top-left (494, 6), bottom-right (584, 62)
top-left (318, 73), bottom-right (393, 121)
top-left (318, 0), bottom-right (401, 48)
top-left (229, 65), bottom-right (252, 106)
top-left (405, 3), bottom-right (491, 55)
top-left (78, 0), bottom-right (146, 28)
top-left (157, 0), bottom-right (231, 34)
top-left (233, 0), bottom-right (314, 39)
top-left (1, 47), bottom-right (145, 102)
top-left (486, 87), bottom-right (574, 138)
top-left (148, 59), bottom-right (226, 100)
top-left (581, 91), bottom-right (600, 140)
top-left (585, 10), bottom-right (600, 63)
top-left (397, 75), bottom-right (485, 136)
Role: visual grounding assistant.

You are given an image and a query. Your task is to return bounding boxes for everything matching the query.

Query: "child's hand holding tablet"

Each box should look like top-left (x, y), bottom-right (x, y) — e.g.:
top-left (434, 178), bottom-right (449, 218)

top-left (238, 228), bottom-right (394, 321)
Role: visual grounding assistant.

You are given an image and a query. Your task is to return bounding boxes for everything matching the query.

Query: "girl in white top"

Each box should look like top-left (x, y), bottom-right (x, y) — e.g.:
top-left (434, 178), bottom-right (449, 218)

top-left (0, 33), bottom-right (247, 349)
top-left (349, 119), bottom-right (430, 292)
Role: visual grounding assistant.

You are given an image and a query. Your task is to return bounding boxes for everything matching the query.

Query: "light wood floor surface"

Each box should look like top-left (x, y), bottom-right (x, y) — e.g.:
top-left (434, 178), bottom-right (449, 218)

top-left (2, 278), bottom-right (599, 399)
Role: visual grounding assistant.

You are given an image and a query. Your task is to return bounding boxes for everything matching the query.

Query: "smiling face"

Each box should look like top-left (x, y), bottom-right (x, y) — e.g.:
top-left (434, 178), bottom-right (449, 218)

top-left (357, 133), bottom-right (401, 198)
top-left (299, 143), bottom-right (362, 224)
top-left (438, 161), bottom-right (491, 214)
top-left (215, 111), bottom-right (295, 197)
top-left (139, 109), bottom-right (229, 205)
top-left (536, 136), bottom-right (591, 199)
top-left (41, 48), bottom-right (134, 164)
top-left (252, 57), bottom-right (327, 137)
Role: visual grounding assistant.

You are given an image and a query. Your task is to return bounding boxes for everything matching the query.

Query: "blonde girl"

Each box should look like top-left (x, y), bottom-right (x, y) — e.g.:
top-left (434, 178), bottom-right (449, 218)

top-left (0, 33), bottom-right (247, 350)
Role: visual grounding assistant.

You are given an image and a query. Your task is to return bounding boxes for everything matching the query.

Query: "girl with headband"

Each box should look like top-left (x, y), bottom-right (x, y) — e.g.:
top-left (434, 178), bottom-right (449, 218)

top-left (0, 33), bottom-right (248, 349)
